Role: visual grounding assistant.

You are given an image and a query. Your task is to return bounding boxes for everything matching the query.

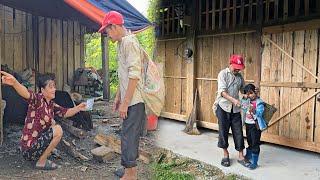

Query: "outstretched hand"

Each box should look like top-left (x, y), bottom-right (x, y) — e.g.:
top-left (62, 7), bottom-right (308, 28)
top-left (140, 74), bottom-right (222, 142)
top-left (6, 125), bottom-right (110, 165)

top-left (0, 71), bottom-right (18, 86)
top-left (77, 102), bottom-right (87, 111)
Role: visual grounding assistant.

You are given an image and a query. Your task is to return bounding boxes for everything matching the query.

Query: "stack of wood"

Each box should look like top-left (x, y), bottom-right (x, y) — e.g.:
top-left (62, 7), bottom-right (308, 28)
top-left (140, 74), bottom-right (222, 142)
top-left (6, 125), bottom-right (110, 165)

top-left (92, 133), bottom-right (152, 164)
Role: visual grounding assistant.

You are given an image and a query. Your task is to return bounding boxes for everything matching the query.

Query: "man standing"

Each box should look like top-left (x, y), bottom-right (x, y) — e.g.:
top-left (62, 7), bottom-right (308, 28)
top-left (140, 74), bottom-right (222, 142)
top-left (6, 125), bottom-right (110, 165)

top-left (99, 11), bottom-right (145, 180)
top-left (215, 55), bottom-right (249, 167)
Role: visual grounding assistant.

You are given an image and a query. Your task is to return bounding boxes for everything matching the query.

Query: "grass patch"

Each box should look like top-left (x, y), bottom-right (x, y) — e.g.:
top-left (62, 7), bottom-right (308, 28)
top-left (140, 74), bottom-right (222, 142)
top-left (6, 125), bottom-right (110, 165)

top-left (152, 161), bottom-right (195, 180)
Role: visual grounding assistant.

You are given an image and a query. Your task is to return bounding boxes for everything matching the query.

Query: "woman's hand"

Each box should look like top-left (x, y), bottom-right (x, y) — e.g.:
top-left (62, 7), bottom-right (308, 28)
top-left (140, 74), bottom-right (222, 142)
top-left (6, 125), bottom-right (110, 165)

top-left (0, 71), bottom-right (18, 86)
top-left (76, 102), bottom-right (87, 112)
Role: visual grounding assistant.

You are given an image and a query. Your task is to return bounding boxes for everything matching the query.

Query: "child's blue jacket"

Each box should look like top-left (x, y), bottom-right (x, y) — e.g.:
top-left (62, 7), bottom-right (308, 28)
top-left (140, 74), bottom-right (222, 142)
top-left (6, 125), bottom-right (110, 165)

top-left (241, 97), bottom-right (268, 131)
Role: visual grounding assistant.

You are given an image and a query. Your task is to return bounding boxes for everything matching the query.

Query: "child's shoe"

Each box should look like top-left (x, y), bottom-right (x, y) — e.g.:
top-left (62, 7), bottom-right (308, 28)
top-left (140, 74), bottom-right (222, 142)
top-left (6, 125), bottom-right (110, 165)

top-left (248, 153), bottom-right (259, 170)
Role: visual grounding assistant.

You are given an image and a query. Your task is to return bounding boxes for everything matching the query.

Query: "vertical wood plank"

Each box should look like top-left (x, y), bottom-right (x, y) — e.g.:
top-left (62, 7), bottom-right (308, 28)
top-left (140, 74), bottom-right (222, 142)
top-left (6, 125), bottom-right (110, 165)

top-left (67, 21), bottom-right (74, 87)
top-left (226, 0), bottom-right (230, 29)
top-left (300, 30), bottom-right (317, 142)
top-left (20, 10), bottom-right (27, 70)
top-left (13, 9), bottom-right (23, 72)
top-left (172, 5), bottom-right (175, 34)
top-left (280, 32), bottom-right (293, 138)
top-left (74, 22), bottom-right (81, 72)
top-left (233, 0), bottom-right (236, 27)
top-left (304, 0), bottom-right (309, 16)
top-left (4, 7), bottom-right (14, 68)
top-left (265, 0), bottom-right (270, 22)
top-left (212, 0), bottom-right (216, 30)
top-left (219, 0), bottom-right (223, 29)
top-left (284, 0), bottom-right (288, 20)
top-left (196, 38), bottom-right (204, 121)
top-left (51, 19), bottom-right (58, 81)
top-left (205, 0), bottom-right (209, 30)
top-left (101, 35), bottom-right (110, 100)
top-left (161, 8), bottom-right (165, 36)
top-left (38, 17), bottom-right (45, 73)
top-left (166, 41), bottom-right (174, 112)
top-left (290, 31), bottom-right (304, 140)
top-left (62, 21), bottom-right (68, 88)
top-left (80, 26), bottom-right (86, 68)
top-left (0, 5), bottom-right (4, 145)
top-left (248, 0), bottom-right (253, 25)
top-left (166, 7), bottom-right (170, 35)
top-left (240, 0), bottom-right (245, 25)
top-left (274, 0), bottom-right (279, 20)
top-left (45, 18), bottom-right (52, 73)
top-left (268, 33), bottom-right (282, 136)
top-left (174, 40), bottom-right (182, 114)
top-left (260, 35), bottom-right (271, 132)
top-left (26, 13), bottom-right (34, 69)
top-left (199, 1), bottom-right (202, 31)
top-left (295, 0), bottom-right (300, 16)
top-left (56, 20), bottom-right (63, 90)
top-left (315, 32), bottom-right (320, 143)
top-left (211, 36), bottom-right (220, 123)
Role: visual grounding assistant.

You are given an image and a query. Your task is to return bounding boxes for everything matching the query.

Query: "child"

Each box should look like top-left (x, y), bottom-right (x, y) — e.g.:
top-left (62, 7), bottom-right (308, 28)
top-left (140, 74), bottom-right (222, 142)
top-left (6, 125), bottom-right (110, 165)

top-left (241, 84), bottom-right (267, 170)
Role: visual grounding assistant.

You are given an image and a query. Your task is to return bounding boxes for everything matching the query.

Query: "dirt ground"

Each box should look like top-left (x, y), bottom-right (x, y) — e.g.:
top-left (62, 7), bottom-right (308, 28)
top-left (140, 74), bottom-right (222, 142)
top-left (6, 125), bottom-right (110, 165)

top-left (0, 101), bottom-right (153, 180)
top-left (0, 101), bottom-right (245, 180)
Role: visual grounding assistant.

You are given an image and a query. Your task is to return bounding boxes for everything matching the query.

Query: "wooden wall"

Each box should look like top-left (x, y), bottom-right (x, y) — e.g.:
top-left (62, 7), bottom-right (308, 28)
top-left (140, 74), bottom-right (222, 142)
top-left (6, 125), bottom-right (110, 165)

top-left (160, 32), bottom-right (260, 125)
top-left (160, 29), bottom-right (320, 153)
top-left (161, 40), bottom-right (188, 115)
top-left (196, 33), bottom-right (259, 125)
top-left (0, 5), bottom-right (86, 90)
top-left (260, 29), bottom-right (320, 152)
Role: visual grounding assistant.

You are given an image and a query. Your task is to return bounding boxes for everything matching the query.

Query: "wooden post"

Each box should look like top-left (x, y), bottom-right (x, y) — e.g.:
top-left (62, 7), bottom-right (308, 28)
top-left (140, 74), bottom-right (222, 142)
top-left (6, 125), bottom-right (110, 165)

top-left (255, 0), bottom-right (263, 88)
top-left (185, 0), bottom-right (196, 116)
top-left (0, 5), bottom-right (3, 145)
top-left (101, 35), bottom-right (110, 101)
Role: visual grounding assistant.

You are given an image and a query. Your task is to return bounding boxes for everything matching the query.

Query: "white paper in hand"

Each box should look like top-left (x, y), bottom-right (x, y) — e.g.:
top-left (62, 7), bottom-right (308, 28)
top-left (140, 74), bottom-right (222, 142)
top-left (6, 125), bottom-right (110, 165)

top-left (86, 98), bottom-right (94, 111)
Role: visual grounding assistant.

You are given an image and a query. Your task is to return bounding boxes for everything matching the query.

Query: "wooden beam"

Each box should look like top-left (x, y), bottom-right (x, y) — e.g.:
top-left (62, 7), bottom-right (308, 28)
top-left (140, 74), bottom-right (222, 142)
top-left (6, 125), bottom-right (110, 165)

top-left (264, 37), bottom-right (319, 80)
top-left (263, 19), bottom-right (320, 34)
top-left (268, 91), bottom-right (320, 127)
top-left (57, 119), bottom-right (87, 139)
top-left (101, 35), bottom-right (110, 101)
top-left (261, 133), bottom-right (320, 153)
top-left (0, 5), bottom-right (3, 145)
top-left (260, 82), bottom-right (320, 89)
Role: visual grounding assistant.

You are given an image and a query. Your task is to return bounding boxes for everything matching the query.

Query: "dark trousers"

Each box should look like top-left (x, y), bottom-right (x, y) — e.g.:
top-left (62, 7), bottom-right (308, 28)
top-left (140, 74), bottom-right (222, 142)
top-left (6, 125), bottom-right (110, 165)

top-left (245, 123), bottom-right (261, 154)
top-left (121, 103), bottom-right (146, 168)
top-left (216, 105), bottom-right (245, 151)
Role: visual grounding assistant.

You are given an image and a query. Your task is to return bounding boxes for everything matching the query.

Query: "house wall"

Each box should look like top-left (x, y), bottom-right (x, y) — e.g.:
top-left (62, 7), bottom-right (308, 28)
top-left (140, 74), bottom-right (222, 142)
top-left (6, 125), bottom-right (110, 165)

top-left (0, 5), bottom-right (86, 90)
top-left (159, 27), bottom-right (320, 153)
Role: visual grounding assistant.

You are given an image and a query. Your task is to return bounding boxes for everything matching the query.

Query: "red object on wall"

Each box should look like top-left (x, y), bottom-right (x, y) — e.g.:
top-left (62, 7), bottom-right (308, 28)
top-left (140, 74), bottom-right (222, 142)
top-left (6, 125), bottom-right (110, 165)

top-left (64, 0), bottom-right (105, 24)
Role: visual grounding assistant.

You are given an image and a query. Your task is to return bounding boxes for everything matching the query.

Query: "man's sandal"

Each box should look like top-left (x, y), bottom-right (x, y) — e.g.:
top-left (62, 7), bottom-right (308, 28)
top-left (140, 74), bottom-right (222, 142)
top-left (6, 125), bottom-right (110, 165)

top-left (35, 160), bottom-right (59, 170)
top-left (221, 157), bottom-right (231, 167)
top-left (238, 159), bottom-right (251, 167)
